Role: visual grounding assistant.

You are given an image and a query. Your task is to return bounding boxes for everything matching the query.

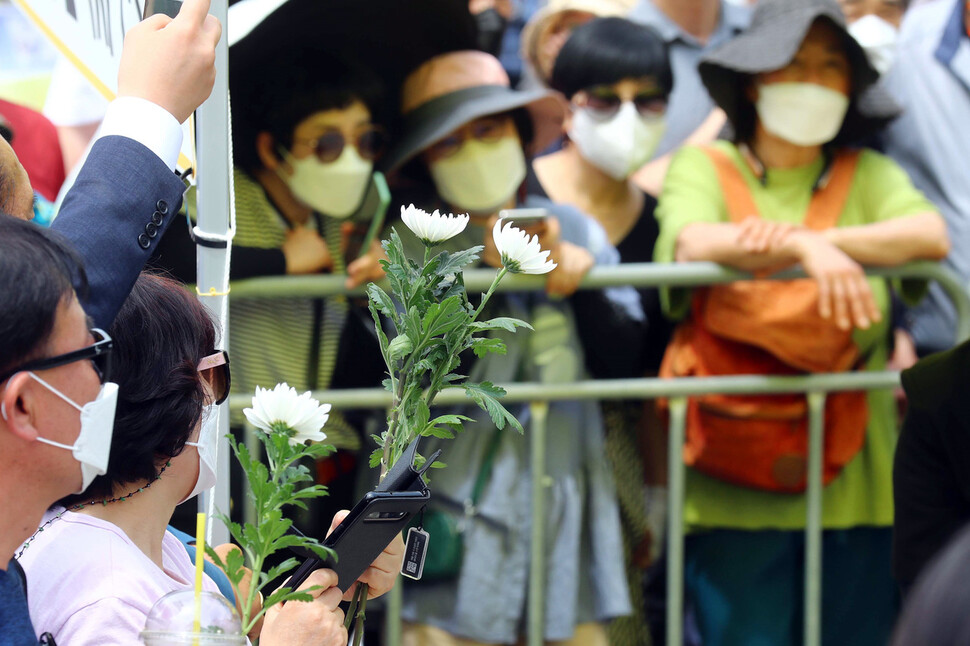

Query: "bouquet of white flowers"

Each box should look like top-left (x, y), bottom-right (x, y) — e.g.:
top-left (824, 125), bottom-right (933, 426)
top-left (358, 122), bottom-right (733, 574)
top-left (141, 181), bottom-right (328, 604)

top-left (211, 205), bottom-right (556, 644)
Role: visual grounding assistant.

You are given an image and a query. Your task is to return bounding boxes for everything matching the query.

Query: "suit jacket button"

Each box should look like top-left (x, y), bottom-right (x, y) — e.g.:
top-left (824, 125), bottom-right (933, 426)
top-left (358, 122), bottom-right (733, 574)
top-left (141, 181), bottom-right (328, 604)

top-left (145, 222), bottom-right (159, 238)
top-left (151, 211), bottom-right (164, 226)
top-left (137, 233), bottom-right (151, 249)
top-left (156, 200), bottom-right (169, 215)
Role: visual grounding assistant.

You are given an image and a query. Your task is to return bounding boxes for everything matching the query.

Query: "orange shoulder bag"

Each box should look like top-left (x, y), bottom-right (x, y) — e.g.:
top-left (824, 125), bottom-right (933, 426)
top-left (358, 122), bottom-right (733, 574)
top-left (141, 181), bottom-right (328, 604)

top-left (659, 146), bottom-right (868, 492)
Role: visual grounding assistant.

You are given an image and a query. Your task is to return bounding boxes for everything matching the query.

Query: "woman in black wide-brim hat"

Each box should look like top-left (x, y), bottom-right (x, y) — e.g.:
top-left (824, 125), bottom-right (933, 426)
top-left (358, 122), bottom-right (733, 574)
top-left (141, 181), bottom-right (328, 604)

top-left (652, 0), bottom-right (949, 643)
top-left (382, 49), bottom-right (645, 646)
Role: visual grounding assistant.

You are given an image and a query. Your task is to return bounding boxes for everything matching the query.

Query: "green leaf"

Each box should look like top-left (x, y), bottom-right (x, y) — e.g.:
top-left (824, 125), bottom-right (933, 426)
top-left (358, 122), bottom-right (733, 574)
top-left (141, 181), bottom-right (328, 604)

top-left (471, 337), bottom-right (507, 358)
top-left (463, 381), bottom-right (523, 433)
top-left (264, 557), bottom-right (300, 584)
top-left (434, 269), bottom-right (469, 303)
top-left (414, 399), bottom-right (431, 432)
top-left (424, 425), bottom-right (456, 439)
top-left (429, 413), bottom-right (474, 429)
top-left (264, 587), bottom-right (317, 610)
top-left (366, 284), bottom-right (398, 323)
top-left (470, 317), bottom-right (534, 333)
top-left (435, 246), bottom-right (484, 278)
top-left (421, 295), bottom-right (467, 341)
top-left (370, 447), bottom-right (383, 468)
top-left (368, 303), bottom-right (391, 366)
top-left (387, 334), bottom-right (413, 361)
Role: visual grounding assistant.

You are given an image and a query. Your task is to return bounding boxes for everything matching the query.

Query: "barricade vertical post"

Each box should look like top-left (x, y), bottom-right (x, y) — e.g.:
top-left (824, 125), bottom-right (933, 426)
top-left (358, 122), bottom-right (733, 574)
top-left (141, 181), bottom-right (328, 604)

top-left (385, 580), bottom-right (403, 646)
top-left (804, 392), bottom-right (826, 646)
top-left (666, 397), bottom-right (688, 646)
top-left (528, 401), bottom-right (550, 646)
top-left (195, 0), bottom-right (231, 546)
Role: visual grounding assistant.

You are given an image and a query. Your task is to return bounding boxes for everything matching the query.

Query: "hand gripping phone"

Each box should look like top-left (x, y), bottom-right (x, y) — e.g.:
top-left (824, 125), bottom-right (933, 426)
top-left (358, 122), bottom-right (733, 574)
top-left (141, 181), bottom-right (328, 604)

top-left (498, 207), bottom-right (549, 229)
top-left (143, 0), bottom-right (182, 19)
top-left (285, 438), bottom-right (439, 593)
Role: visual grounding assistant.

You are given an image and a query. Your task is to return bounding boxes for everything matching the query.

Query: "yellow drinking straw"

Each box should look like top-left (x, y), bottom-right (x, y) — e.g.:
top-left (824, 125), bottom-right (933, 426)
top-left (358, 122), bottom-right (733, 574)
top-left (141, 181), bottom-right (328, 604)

top-left (193, 512), bottom-right (206, 643)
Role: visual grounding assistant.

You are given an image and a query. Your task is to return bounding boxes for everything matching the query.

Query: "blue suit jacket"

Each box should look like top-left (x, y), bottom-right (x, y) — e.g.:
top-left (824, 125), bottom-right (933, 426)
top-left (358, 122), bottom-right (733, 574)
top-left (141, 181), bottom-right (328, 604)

top-left (51, 135), bottom-right (186, 330)
top-left (46, 137), bottom-right (239, 606)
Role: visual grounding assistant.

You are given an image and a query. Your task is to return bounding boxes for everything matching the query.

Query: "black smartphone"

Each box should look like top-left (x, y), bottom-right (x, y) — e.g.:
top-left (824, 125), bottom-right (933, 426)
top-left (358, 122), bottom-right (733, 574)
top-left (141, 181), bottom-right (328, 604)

top-left (285, 438), bottom-right (439, 593)
top-left (286, 489), bottom-right (431, 593)
top-left (143, 0), bottom-right (182, 19)
top-left (499, 207), bottom-right (549, 229)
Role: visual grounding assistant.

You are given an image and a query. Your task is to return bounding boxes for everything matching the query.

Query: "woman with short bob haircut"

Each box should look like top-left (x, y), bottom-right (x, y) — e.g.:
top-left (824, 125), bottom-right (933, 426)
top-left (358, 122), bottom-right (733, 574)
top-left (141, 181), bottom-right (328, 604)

top-left (534, 18), bottom-right (675, 645)
top-left (18, 273), bottom-right (401, 646)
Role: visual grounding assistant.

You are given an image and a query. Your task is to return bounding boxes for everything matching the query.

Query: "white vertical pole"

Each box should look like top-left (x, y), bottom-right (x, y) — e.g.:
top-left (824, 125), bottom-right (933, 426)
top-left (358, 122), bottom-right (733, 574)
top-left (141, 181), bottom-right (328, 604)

top-left (194, 0), bottom-right (231, 546)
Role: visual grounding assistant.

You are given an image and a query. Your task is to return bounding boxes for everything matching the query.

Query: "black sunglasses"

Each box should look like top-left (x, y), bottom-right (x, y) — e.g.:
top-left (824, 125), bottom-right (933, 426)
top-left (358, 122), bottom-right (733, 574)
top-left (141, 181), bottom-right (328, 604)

top-left (299, 125), bottom-right (387, 164)
top-left (198, 350), bottom-right (231, 406)
top-left (582, 91), bottom-right (668, 121)
top-left (0, 328), bottom-right (113, 384)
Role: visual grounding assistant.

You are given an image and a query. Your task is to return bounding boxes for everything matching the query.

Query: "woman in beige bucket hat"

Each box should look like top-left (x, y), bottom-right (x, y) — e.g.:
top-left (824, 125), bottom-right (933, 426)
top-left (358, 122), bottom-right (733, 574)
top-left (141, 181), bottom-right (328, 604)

top-left (384, 49), bottom-right (646, 646)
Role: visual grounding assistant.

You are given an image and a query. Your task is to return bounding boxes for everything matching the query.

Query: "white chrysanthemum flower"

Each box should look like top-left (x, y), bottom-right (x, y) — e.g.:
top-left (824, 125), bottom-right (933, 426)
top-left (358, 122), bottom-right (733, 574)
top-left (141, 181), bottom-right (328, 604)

top-left (491, 220), bottom-right (557, 275)
top-left (400, 204), bottom-right (469, 245)
top-left (243, 383), bottom-right (330, 446)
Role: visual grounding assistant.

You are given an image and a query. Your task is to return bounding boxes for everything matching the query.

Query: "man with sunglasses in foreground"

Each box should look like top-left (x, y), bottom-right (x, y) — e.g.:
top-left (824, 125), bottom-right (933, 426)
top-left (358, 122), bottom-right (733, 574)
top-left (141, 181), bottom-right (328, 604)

top-left (0, 217), bottom-right (118, 644)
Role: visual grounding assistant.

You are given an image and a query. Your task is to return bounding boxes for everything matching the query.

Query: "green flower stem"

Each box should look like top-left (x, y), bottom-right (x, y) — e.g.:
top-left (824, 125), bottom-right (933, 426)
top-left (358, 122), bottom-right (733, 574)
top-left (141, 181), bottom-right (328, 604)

top-left (473, 267), bottom-right (508, 321)
top-left (344, 584), bottom-right (362, 630)
top-left (353, 585), bottom-right (369, 646)
top-left (243, 546), bottom-right (264, 634)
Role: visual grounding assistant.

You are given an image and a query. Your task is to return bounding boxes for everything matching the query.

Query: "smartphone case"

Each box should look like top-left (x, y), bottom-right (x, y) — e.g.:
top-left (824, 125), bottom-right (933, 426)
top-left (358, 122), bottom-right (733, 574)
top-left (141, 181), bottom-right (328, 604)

top-left (287, 438), bottom-right (439, 592)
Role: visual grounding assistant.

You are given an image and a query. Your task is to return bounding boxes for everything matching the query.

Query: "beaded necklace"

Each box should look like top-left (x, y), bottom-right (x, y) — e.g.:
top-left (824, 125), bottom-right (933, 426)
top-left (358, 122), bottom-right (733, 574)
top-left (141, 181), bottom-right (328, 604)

top-left (15, 460), bottom-right (172, 560)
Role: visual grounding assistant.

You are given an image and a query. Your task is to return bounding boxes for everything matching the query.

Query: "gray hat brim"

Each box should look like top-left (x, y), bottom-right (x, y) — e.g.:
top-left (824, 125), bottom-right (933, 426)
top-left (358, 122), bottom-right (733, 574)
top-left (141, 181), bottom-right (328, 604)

top-left (380, 85), bottom-right (565, 173)
top-left (698, 1), bottom-right (899, 143)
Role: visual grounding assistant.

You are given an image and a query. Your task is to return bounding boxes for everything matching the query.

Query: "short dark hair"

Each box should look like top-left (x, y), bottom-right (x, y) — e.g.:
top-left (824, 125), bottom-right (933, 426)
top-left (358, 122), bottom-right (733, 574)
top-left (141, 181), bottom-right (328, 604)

top-left (550, 17), bottom-right (673, 100)
top-left (59, 272), bottom-right (216, 505)
top-left (0, 214), bottom-right (87, 380)
top-left (231, 56), bottom-right (385, 173)
top-left (892, 523), bottom-right (970, 645)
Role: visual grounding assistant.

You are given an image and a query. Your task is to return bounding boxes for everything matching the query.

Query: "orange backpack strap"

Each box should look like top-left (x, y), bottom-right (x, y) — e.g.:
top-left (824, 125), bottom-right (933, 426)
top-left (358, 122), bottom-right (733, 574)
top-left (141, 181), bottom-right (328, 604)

top-left (803, 150), bottom-right (861, 230)
top-left (701, 146), bottom-right (759, 224)
top-left (702, 146), bottom-right (862, 229)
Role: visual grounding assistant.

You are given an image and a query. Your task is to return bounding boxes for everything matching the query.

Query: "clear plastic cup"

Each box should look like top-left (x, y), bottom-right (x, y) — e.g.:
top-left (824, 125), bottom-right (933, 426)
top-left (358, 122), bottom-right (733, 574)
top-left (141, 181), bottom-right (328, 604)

top-left (140, 590), bottom-right (246, 645)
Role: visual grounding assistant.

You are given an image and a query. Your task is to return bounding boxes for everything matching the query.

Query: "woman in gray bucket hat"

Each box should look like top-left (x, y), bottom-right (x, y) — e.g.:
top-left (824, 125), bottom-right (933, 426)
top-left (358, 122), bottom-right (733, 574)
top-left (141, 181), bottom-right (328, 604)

top-left (652, 0), bottom-right (949, 644)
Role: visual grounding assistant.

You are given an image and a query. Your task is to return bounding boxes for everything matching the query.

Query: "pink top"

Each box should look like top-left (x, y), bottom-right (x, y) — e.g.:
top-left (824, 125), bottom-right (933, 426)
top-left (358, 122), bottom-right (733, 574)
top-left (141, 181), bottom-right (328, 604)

top-left (17, 509), bottom-right (222, 645)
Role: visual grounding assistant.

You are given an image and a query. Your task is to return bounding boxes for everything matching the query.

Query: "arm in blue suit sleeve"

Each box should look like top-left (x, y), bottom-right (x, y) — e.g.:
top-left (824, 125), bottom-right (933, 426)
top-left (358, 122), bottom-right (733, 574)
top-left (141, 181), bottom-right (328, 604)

top-left (51, 136), bottom-right (186, 329)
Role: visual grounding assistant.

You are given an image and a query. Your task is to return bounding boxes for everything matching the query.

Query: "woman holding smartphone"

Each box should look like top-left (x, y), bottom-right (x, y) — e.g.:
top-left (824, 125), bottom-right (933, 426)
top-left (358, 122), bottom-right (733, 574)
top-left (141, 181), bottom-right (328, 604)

top-left (17, 273), bottom-right (403, 646)
top-left (531, 19), bottom-right (676, 644)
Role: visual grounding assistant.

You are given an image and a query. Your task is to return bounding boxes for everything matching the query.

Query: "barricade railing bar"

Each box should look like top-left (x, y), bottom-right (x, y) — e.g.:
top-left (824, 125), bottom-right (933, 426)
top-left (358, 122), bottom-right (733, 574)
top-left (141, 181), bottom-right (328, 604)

top-left (227, 261), bottom-right (970, 646)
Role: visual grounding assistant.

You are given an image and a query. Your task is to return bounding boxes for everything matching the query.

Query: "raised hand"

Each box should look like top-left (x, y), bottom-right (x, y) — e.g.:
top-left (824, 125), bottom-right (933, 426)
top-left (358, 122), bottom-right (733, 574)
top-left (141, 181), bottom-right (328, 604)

top-left (117, 0), bottom-right (222, 123)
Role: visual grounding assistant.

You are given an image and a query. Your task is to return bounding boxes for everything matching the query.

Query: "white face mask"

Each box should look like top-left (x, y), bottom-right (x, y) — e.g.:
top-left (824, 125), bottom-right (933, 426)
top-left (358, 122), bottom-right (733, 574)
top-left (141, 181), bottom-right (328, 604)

top-left (848, 14), bottom-right (898, 76)
top-left (278, 146), bottom-right (373, 219)
top-left (181, 404), bottom-right (219, 504)
top-left (429, 137), bottom-right (527, 214)
top-left (3, 374), bottom-right (118, 494)
top-left (755, 82), bottom-right (850, 147)
top-left (569, 101), bottom-right (667, 181)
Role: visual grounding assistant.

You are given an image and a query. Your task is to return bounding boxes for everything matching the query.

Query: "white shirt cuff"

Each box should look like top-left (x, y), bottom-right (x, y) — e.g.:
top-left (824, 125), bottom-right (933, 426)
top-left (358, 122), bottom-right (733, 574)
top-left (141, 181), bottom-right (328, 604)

top-left (98, 97), bottom-right (182, 171)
